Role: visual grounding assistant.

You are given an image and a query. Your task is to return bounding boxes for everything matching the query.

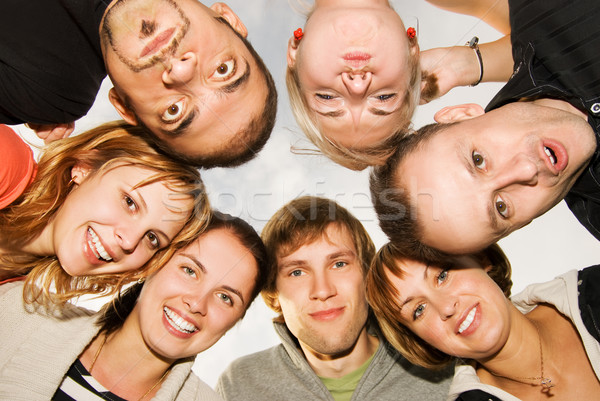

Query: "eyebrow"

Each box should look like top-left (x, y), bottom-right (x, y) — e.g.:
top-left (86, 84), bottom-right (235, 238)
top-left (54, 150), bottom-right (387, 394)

top-left (180, 253), bottom-right (246, 305)
top-left (314, 106), bottom-right (399, 119)
top-left (219, 60), bottom-right (251, 94)
top-left (161, 107), bottom-right (198, 138)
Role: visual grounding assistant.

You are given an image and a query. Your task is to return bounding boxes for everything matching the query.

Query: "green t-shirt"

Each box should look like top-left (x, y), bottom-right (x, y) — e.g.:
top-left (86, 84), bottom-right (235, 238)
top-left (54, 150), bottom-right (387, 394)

top-left (318, 352), bottom-right (376, 401)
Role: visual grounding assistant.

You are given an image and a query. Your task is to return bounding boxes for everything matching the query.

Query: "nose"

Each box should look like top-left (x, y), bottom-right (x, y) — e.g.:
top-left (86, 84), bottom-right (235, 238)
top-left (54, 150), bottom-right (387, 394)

top-left (183, 291), bottom-right (208, 316)
top-left (436, 294), bottom-right (458, 321)
top-left (114, 225), bottom-right (145, 253)
top-left (162, 51), bottom-right (197, 86)
top-left (495, 153), bottom-right (539, 188)
top-left (309, 273), bottom-right (337, 301)
top-left (341, 71), bottom-right (372, 96)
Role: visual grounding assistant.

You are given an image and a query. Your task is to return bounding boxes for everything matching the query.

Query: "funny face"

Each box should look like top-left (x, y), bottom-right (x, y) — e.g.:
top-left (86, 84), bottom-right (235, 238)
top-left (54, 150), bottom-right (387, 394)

top-left (398, 101), bottom-right (596, 253)
top-left (46, 163), bottom-right (192, 276)
top-left (101, 0), bottom-right (268, 160)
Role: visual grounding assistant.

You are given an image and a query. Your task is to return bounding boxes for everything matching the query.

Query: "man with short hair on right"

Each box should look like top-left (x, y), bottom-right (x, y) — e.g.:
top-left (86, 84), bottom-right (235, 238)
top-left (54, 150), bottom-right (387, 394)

top-left (216, 196), bottom-right (451, 401)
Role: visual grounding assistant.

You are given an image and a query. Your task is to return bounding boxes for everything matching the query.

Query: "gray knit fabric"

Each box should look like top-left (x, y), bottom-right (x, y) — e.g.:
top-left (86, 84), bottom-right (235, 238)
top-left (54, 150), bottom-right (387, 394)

top-left (216, 321), bottom-right (451, 401)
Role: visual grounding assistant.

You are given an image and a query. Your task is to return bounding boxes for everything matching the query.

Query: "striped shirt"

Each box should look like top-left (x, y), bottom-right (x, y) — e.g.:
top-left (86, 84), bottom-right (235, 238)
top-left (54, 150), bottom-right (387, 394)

top-left (53, 359), bottom-right (127, 401)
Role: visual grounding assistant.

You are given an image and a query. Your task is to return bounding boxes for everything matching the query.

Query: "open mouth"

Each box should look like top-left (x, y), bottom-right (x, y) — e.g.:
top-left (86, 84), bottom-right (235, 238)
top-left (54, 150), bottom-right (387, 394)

top-left (544, 146), bottom-right (557, 166)
top-left (87, 228), bottom-right (112, 262)
top-left (164, 306), bottom-right (198, 334)
top-left (458, 306), bottom-right (477, 334)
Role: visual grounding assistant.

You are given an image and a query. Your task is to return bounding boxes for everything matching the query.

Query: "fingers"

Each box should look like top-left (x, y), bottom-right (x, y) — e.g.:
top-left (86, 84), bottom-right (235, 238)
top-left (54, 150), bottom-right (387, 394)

top-left (26, 122), bottom-right (75, 144)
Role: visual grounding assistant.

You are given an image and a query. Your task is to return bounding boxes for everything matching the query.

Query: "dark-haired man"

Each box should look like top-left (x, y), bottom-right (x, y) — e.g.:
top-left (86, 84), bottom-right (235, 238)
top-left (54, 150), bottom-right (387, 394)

top-left (0, 0), bottom-right (276, 168)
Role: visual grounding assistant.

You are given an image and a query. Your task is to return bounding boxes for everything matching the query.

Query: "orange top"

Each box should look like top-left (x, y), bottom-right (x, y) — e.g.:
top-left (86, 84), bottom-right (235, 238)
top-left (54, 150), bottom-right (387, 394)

top-left (0, 125), bottom-right (37, 209)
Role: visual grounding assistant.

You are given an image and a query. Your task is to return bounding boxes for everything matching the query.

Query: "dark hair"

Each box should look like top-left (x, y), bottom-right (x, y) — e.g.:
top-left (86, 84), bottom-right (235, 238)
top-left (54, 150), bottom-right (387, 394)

top-left (134, 17), bottom-right (277, 169)
top-left (369, 122), bottom-right (456, 261)
top-left (366, 242), bottom-right (512, 369)
top-left (98, 211), bottom-right (268, 333)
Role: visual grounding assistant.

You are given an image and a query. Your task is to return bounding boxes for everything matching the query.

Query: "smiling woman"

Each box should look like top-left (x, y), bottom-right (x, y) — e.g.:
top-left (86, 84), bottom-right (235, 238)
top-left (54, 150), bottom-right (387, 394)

top-left (0, 212), bottom-right (269, 400)
top-left (0, 120), bottom-right (209, 305)
top-left (366, 243), bottom-right (600, 400)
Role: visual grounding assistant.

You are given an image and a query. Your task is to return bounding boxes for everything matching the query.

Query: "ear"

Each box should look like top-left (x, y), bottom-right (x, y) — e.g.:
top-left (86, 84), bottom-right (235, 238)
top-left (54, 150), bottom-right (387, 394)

top-left (287, 37), bottom-right (299, 68)
top-left (433, 103), bottom-right (485, 123)
top-left (211, 3), bottom-right (248, 38)
top-left (108, 88), bottom-right (138, 126)
top-left (70, 163), bottom-right (92, 185)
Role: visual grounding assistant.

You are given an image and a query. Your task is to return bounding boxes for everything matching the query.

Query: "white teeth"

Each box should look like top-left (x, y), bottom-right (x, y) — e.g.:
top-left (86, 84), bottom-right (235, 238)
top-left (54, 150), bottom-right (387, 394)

top-left (164, 307), bottom-right (197, 334)
top-left (458, 306), bottom-right (476, 334)
top-left (544, 147), bottom-right (557, 166)
top-left (87, 228), bottom-right (112, 262)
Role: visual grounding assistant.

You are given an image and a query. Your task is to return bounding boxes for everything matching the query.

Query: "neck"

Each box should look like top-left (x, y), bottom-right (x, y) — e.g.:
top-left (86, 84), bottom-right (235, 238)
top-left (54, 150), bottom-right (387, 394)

top-left (531, 97), bottom-right (588, 121)
top-left (82, 318), bottom-right (174, 399)
top-left (476, 304), bottom-right (555, 390)
top-left (300, 325), bottom-right (379, 379)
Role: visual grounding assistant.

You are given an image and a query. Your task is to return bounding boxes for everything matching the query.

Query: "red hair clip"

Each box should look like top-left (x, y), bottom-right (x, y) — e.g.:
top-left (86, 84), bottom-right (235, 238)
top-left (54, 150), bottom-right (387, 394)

top-left (407, 27), bottom-right (416, 39)
top-left (294, 28), bottom-right (304, 41)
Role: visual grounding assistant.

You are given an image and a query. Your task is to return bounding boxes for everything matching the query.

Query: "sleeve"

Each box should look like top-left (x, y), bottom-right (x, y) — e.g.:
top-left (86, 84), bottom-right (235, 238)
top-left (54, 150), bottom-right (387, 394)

top-left (577, 265), bottom-right (600, 343)
top-left (0, 125), bottom-right (37, 209)
top-left (455, 390), bottom-right (503, 401)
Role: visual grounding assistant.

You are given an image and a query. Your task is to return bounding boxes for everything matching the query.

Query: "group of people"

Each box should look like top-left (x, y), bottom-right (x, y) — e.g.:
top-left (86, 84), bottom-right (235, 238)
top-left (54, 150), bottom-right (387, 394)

top-left (1, 0), bottom-right (599, 401)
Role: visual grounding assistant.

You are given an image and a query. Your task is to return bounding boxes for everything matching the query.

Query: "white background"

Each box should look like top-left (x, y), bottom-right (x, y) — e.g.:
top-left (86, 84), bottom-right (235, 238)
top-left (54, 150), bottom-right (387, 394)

top-left (11, 0), bottom-right (600, 388)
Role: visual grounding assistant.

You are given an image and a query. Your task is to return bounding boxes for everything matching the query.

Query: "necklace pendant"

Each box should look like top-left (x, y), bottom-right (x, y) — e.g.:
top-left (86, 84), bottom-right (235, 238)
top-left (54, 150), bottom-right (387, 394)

top-left (541, 377), bottom-right (554, 389)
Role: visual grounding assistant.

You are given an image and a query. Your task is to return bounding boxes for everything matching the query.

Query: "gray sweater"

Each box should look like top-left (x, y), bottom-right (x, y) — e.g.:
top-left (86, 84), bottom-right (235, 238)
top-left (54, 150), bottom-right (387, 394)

top-left (0, 281), bottom-right (223, 401)
top-left (216, 321), bottom-right (451, 401)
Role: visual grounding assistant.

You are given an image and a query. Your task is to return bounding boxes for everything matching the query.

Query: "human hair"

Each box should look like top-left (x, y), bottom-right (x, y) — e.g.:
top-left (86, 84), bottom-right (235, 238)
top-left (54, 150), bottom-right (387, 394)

top-left (0, 120), bottom-right (209, 306)
top-left (98, 210), bottom-right (268, 333)
top-left (135, 17), bottom-right (277, 169)
top-left (286, 33), bottom-right (420, 171)
top-left (369, 122), bottom-right (456, 261)
top-left (260, 196), bottom-right (375, 319)
top-left (365, 242), bottom-right (512, 370)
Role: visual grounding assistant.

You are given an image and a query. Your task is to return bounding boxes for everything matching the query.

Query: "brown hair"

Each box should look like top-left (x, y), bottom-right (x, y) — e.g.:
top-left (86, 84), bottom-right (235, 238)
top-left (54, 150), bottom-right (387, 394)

top-left (365, 242), bottom-right (512, 369)
top-left (136, 17), bottom-right (277, 169)
top-left (0, 120), bottom-right (209, 306)
top-left (260, 196), bottom-right (375, 319)
top-left (286, 35), bottom-right (420, 171)
top-left (369, 122), bottom-right (456, 261)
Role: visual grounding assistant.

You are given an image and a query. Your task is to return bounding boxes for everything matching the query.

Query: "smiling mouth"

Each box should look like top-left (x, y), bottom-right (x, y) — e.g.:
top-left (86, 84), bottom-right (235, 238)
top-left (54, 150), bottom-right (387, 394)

top-left (164, 307), bottom-right (198, 334)
top-left (458, 306), bottom-right (477, 334)
top-left (87, 228), bottom-right (112, 262)
top-left (544, 146), bottom-right (557, 166)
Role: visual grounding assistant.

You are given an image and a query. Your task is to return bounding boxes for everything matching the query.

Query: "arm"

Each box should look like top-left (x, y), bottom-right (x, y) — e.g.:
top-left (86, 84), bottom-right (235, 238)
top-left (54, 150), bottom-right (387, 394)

top-left (420, 35), bottom-right (514, 104)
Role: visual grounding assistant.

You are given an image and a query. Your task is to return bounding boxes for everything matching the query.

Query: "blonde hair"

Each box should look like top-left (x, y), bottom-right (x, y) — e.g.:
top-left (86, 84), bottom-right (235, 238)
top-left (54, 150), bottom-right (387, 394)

top-left (0, 120), bottom-right (209, 306)
top-left (365, 242), bottom-right (512, 369)
top-left (260, 196), bottom-right (375, 319)
top-left (286, 34), bottom-right (420, 171)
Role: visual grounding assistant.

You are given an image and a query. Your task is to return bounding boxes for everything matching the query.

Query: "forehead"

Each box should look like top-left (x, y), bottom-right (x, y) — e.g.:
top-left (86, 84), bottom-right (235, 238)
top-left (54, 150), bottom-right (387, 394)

top-left (277, 224), bottom-right (357, 264)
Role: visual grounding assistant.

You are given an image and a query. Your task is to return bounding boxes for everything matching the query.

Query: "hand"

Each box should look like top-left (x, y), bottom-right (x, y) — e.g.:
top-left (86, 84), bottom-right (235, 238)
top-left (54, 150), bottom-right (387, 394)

top-left (419, 46), bottom-right (479, 104)
top-left (26, 122), bottom-right (75, 144)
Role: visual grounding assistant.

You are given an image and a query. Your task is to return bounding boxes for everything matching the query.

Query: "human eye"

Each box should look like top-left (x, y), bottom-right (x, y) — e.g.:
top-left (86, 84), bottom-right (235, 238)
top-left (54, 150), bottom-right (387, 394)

top-left (413, 303), bottom-right (426, 320)
top-left (374, 93), bottom-right (396, 102)
top-left (162, 99), bottom-right (185, 123)
top-left (213, 60), bottom-right (236, 80)
top-left (495, 194), bottom-right (509, 218)
top-left (436, 269), bottom-right (449, 285)
top-left (181, 266), bottom-right (197, 278)
top-left (472, 151), bottom-right (486, 169)
top-left (316, 93), bottom-right (335, 100)
top-left (146, 231), bottom-right (160, 249)
top-left (289, 269), bottom-right (304, 277)
top-left (123, 194), bottom-right (138, 212)
top-left (217, 292), bottom-right (233, 306)
top-left (333, 261), bottom-right (347, 269)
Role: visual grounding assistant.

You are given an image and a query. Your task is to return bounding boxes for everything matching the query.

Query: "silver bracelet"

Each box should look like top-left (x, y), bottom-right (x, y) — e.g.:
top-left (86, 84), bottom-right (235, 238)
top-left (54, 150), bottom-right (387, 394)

top-left (466, 36), bottom-right (483, 87)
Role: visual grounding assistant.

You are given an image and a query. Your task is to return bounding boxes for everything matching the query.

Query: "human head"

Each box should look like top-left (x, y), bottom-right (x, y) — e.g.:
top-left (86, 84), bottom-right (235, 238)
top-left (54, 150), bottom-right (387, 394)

top-left (0, 120), bottom-right (208, 304)
top-left (102, 0), bottom-right (277, 168)
top-left (286, 0), bottom-right (420, 170)
top-left (366, 242), bottom-right (512, 369)
top-left (371, 101), bottom-right (597, 254)
top-left (260, 196), bottom-right (375, 355)
top-left (97, 211), bottom-right (268, 360)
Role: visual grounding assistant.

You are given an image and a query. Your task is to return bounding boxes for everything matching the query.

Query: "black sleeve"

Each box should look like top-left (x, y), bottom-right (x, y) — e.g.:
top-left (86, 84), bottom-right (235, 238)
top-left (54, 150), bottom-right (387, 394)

top-left (455, 390), bottom-right (502, 401)
top-left (578, 264), bottom-right (600, 343)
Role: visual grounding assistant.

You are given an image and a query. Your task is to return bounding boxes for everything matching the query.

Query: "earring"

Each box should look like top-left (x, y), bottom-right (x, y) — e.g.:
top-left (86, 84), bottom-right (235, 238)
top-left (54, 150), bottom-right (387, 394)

top-left (293, 28), bottom-right (304, 41)
top-left (137, 277), bottom-right (146, 284)
top-left (407, 27), bottom-right (416, 39)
